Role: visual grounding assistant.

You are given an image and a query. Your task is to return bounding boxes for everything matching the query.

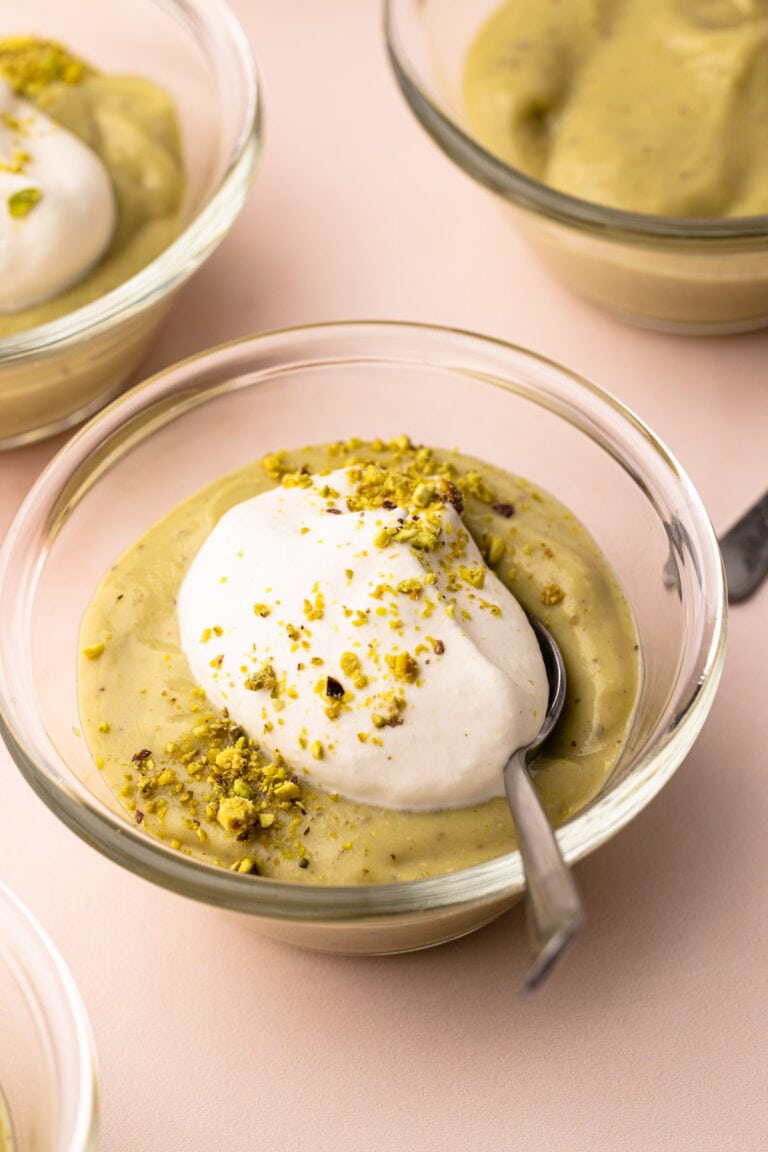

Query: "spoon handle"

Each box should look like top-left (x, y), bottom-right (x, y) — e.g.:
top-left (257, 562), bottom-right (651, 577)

top-left (504, 750), bottom-right (584, 989)
top-left (720, 491), bottom-right (768, 603)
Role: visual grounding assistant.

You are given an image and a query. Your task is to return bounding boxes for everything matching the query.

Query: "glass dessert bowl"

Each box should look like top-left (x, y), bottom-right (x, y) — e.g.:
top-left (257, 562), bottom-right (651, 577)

top-left (384, 0), bottom-right (768, 334)
top-left (0, 0), bottom-right (260, 449)
top-left (0, 321), bottom-right (727, 955)
top-left (0, 884), bottom-right (97, 1151)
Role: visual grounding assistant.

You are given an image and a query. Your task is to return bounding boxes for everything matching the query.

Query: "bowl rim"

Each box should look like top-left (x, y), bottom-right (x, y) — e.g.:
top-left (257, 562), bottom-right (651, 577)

top-left (0, 0), bottom-right (261, 363)
top-left (383, 0), bottom-right (768, 243)
top-left (0, 883), bottom-right (98, 1152)
top-left (0, 320), bottom-right (728, 921)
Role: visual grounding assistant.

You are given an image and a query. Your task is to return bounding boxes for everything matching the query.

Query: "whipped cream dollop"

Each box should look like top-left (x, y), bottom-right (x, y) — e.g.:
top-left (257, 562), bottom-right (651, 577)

top-left (0, 78), bottom-right (115, 313)
top-left (178, 467), bottom-right (548, 810)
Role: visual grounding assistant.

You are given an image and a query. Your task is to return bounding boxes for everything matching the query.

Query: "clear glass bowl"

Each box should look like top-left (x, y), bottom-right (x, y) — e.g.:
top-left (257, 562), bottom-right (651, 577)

top-left (384, 0), bottom-right (768, 335)
top-left (0, 0), bottom-right (260, 448)
top-left (0, 884), bottom-right (97, 1151)
top-left (0, 322), bottom-right (727, 954)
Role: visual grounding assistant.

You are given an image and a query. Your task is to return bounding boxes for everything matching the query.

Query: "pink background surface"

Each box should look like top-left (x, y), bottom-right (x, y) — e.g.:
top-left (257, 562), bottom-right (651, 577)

top-left (2, 1), bottom-right (768, 1148)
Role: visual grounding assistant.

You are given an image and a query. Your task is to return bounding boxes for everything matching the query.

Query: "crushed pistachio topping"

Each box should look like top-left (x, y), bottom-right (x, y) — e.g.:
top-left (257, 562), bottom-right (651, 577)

top-left (303, 590), bottom-right (325, 620)
top-left (459, 565), bottom-right (486, 589)
top-left (0, 147), bottom-right (31, 175)
top-left (244, 661), bottom-right (278, 695)
top-left (485, 535), bottom-right (506, 566)
top-left (118, 705), bottom-right (310, 868)
top-left (217, 795), bottom-right (257, 833)
top-left (261, 451), bottom-right (288, 481)
top-left (7, 186), bottom-right (41, 218)
top-left (371, 692), bottom-right (406, 729)
top-left (385, 651), bottom-right (419, 683)
top-left (0, 37), bottom-right (92, 98)
top-left (374, 516), bottom-right (443, 552)
top-left (395, 574), bottom-right (436, 598)
top-left (541, 583), bottom-right (565, 606)
top-left (339, 651), bottom-right (360, 677)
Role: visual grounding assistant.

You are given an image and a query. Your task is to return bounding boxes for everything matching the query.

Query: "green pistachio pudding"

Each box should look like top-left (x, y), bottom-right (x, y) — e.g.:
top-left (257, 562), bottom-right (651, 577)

top-left (78, 437), bottom-right (640, 885)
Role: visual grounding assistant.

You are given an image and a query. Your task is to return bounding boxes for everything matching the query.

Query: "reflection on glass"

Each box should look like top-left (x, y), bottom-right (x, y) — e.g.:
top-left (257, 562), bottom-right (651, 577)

top-left (0, 1086), bottom-right (15, 1152)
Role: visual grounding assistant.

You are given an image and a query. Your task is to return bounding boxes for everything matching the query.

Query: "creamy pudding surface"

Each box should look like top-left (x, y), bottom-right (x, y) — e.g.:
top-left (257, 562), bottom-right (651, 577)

top-left (78, 438), bottom-right (639, 884)
top-left (464, 0), bottom-right (768, 217)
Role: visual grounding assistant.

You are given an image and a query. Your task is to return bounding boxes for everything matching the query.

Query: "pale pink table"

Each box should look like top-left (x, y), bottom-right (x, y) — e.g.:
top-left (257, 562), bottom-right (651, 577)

top-left (2, 3), bottom-right (768, 1149)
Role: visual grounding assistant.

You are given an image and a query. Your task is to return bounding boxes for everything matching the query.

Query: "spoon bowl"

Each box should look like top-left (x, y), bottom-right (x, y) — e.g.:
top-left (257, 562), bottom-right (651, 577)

top-left (503, 616), bottom-right (583, 988)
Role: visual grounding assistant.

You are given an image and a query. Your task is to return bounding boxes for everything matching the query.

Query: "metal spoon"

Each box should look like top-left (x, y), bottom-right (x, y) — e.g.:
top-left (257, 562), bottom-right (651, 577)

top-left (719, 491), bottom-right (768, 603)
top-left (503, 616), bottom-right (584, 989)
